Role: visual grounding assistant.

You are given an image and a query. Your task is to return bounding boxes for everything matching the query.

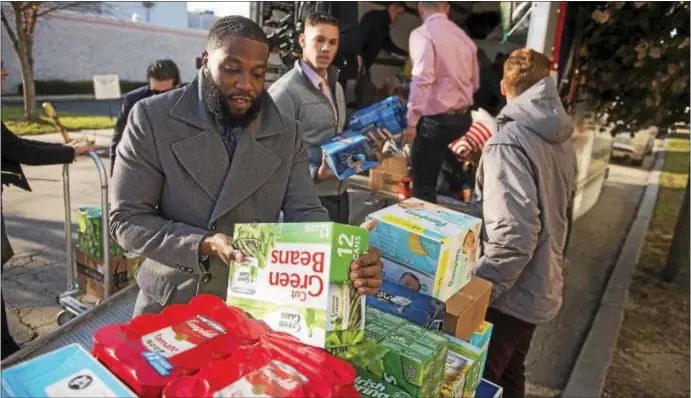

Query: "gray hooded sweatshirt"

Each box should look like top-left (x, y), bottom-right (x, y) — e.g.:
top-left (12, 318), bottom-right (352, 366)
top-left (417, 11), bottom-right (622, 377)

top-left (475, 77), bottom-right (578, 325)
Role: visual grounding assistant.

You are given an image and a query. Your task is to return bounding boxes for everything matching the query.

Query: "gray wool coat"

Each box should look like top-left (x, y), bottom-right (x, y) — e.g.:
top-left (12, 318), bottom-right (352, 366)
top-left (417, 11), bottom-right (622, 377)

top-left (110, 71), bottom-right (329, 316)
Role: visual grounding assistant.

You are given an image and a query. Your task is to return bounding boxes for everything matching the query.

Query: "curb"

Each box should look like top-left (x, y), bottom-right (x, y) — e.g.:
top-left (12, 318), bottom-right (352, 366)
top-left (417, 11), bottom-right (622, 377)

top-left (562, 139), bottom-right (667, 398)
top-left (2, 94), bottom-right (98, 102)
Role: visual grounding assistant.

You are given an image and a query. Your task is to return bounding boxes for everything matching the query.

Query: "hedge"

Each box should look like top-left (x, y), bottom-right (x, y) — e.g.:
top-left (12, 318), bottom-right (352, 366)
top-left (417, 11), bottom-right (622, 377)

top-left (18, 80), bottom-right (148, 96)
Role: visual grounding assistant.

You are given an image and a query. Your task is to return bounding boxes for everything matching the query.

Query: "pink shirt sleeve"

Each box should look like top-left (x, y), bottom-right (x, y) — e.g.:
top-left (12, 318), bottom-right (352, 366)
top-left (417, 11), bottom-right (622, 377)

top-left (407, 29), bottom-right (436, 128)
top-left (472, 48), bottom-right (480, 92)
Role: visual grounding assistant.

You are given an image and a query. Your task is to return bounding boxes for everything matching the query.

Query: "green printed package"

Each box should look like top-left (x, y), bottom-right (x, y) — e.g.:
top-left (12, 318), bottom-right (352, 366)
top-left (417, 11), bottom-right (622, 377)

top-left (364, 306), bottom-right (406, 342)
top-left (77, 207), bottom-right (124, 261)
top-left (226, 223), bottom-right (368, 349)
top-left (353, 367), bottom-right (412, 398)
top-left (336, 322), bottom-right (448, 397)
top-left (443, 334), bottom-right (483, 397)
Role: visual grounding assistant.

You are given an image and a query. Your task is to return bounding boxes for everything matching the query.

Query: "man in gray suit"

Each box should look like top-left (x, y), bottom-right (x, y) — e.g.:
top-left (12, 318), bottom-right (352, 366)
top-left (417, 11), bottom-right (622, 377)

top-left (269, 12), bottom-right (350, 224)
top-left (110, 16), bottom-right (383, 316)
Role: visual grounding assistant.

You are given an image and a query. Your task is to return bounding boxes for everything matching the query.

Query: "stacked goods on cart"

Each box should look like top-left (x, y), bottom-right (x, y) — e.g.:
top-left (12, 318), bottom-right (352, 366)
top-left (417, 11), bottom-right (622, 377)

top-left (76, 206), bottom-right (143, 299)
top-left (91, 294), bottom-right (359, 397)
top-left (355, 198), bottom-right (500, 397)
top-left (226, 222), bottom-right (368, 349)
top-left (1, 343), bottom-right (137, 397)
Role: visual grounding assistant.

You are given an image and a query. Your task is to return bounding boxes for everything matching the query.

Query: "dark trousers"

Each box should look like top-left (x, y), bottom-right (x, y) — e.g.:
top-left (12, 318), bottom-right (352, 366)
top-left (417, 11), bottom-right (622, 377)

top-left (319, 191), bottom-right (350, 224)
top-left (2, 294), bottom-right (20, 360)
top-left (483, 307), bottom-right (537, 398)
top-left (411, 113), bottom-right (472, 203)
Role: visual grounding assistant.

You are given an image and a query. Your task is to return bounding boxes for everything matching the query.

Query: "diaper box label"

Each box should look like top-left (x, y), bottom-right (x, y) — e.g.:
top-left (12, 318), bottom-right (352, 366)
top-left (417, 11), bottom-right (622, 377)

top-left (227, 223), bottom-right (368, 349)
top-left (367, 198), bottom-right (482, 302)
top-left (469, 321), bottom-right (494, 380)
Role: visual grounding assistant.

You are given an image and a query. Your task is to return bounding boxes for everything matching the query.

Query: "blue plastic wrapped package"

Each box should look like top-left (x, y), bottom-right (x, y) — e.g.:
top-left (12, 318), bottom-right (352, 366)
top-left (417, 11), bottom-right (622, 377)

top-left (347, 96), bottom-right (408, 135)
top-left (476, 378), bottom-right (504, 398)
top-left (322, 130), bottom-right (380, 180)
top-left (366, 280), bottom-right (446, 332)
top-left (1, 343), bottom-right (136, 397)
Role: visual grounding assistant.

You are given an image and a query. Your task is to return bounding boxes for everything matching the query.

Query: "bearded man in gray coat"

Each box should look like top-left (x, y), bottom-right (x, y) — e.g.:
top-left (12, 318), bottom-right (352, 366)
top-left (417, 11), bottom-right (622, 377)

top-left (110, 16), bottom-right (383, 317)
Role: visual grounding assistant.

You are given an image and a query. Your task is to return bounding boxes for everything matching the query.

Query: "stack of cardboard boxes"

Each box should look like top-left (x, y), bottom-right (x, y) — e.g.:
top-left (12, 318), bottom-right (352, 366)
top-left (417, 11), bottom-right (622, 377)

top-left (76, 207), bottom-right (142, 299)
top-left (332, 198), bottom-right (499, 397)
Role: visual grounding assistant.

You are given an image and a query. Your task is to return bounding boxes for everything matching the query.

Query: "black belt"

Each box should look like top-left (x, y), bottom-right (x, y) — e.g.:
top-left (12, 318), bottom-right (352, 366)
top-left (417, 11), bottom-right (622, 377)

top-left (443, 107), bottom-right (470, 116)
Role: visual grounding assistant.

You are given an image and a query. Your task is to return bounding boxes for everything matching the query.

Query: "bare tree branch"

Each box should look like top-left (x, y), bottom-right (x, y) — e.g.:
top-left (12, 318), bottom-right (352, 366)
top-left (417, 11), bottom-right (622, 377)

top-left (0, 10), bottom-right (19, 50)
top-left (36, 1), bottom-right (105, 18)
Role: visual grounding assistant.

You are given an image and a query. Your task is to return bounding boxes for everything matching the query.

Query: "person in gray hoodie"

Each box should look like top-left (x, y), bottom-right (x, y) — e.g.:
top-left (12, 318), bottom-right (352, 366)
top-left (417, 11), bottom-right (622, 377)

top-left (475, 49), bottom-right (577, 398)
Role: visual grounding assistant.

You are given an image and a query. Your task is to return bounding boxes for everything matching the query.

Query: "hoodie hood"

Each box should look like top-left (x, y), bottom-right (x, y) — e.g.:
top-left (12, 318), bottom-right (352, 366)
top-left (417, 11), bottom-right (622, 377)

top-left (497, 77), bottom-right (574, 144)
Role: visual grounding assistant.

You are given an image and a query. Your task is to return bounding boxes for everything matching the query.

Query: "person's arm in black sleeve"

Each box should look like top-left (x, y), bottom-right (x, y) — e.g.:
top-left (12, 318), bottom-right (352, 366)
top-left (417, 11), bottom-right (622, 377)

top-left (2, 123), bottom-right (75, 166)
top-left (111, 94), bottom-right (135, 175)
top-left (355, 11), bottom-right (377, 57)
top-left (383, 29), bottom-right (407, 57)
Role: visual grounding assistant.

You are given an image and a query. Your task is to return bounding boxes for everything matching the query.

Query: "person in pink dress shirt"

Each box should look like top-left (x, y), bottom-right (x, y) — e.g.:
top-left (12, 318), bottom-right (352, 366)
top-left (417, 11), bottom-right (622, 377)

top-left (405, 1), bottom-right (480, 204)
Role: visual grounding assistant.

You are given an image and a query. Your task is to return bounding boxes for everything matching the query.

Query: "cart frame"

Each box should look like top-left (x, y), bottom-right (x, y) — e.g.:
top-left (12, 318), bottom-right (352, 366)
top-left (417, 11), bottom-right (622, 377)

top-left (56, 151), bottom-right (113, 325)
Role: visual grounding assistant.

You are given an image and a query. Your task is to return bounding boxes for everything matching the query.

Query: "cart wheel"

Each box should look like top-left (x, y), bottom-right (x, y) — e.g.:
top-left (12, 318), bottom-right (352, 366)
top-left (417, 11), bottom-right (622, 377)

top-left (56, 309), bottom-right (76, 326)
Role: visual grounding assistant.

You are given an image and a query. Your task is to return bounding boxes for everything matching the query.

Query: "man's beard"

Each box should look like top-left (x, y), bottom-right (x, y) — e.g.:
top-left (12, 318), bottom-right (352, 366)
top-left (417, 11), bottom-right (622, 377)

top-left (202, 69), bottom-right (262, 128)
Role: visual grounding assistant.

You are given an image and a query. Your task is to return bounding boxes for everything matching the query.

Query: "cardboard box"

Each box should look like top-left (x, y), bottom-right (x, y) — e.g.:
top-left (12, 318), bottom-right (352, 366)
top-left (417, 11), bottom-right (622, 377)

top-left (347, 95), bottom-right (408, 135)
top-left (443, 276), bottom-right (492, 341)
top-left (367, 280), bottom-right (446, 332)
top-left (469, 321), bottom-right (494, 379)
top-left (76, 249), bottom-right (132, 300)
top-left (368, 169), bottom-right (407, 194)
top-left (367, 198), bottom-right (482, 302)
top-left (381, 256), bottom-right (435, 296)
top-left (322, 131), bottom-right (380, 180)
top-left (363, 305), bottom-right (406, 342)
top-left (353, 367), bottom-right (413, 398)
top-left (77, 207), bottom-right (125, 261)
top-left (444, 334), bottom-right (484, 397)
top-left (226, 223), bottom-right (368, 349)
top-left (377, 156), bottom-right (409, 174)
top-left (476, 378), bottom-right (503, 398)
top-left (1, 343), bottom-right (136, 397)
top-left (336, 323), bottom-right (448, 398)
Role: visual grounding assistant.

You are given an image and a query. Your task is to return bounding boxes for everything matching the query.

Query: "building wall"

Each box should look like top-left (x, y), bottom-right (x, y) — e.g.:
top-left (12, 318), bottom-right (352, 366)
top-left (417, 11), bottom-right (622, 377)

top-left (1, 12), bottom-right (207, 94)
top-left (102, 2), bottom-right (189, 30)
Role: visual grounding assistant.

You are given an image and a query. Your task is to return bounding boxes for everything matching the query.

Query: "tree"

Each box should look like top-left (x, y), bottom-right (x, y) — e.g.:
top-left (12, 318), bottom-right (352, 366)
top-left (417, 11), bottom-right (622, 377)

top-left (567, 1), bottom-right (690, 135)
top-left (1, 2), bottom-right (103, 121)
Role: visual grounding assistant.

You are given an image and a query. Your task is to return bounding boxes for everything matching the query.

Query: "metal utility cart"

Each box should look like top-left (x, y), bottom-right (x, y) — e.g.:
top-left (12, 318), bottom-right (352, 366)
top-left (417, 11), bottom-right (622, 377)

top-left (1, 152), bottom-right (139, 368)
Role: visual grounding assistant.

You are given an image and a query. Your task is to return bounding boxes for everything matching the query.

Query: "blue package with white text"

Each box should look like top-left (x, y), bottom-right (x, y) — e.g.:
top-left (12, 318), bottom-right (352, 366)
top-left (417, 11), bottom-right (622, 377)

top-left (366, 280), bottom-right (446, 332)
top-left (322, 130), bottom-right (380, 180)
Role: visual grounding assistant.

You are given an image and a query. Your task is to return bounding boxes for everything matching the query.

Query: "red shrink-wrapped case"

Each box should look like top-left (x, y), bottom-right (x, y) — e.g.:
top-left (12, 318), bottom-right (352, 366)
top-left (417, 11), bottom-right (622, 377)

top-left (92, 295), bottom-right (268, 398)
top-left (163, 332), bottom-right (360, 398)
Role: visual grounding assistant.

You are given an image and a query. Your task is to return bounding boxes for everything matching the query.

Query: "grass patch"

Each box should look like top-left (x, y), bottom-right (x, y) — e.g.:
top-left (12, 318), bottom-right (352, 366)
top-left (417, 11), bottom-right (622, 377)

top-left (604, 132), bottom-right (690, 398)
top-left (1, 106), bottom-right (115, 136)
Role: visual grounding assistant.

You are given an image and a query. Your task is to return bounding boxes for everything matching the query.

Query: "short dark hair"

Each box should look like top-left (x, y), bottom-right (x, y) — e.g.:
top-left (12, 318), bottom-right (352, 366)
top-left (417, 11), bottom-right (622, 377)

top-left (147, 60), bottom-right (180, 85)
top-left (304, 11), bottom-right (339, 28)
top-left (388, 2), bottom-right (406, 9)
top-left (206, 15), bottom-right (269, 52)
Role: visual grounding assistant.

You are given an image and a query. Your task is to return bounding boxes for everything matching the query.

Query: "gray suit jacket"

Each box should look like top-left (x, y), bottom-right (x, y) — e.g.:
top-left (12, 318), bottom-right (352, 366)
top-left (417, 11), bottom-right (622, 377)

top-left (110, 71), bottom-right (328, 315)
top-left (268, 62), bottom-right (348, 197)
